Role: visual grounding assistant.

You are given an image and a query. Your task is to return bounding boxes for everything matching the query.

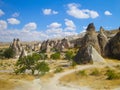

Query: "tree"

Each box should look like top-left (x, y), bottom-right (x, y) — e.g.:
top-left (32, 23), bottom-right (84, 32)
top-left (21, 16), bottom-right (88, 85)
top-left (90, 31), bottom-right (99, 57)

top-left (15, 53), bottom-right (50, 75)
top-left (50, 52), bottom-right (60, 60)
top-left (3, 47), bottom-right (15, 59)
top-left (35, 61), bottom-right (50, 75)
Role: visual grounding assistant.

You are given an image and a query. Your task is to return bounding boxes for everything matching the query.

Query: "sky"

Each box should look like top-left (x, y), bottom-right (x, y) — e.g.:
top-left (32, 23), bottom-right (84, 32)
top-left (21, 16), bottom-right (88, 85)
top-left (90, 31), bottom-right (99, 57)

top-left (0, 0), bottom-right (120, 42)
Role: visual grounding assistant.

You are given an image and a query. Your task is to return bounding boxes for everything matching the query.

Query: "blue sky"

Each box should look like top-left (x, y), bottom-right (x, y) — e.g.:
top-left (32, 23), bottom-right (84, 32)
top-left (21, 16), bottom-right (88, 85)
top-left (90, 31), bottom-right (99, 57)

top-left (0, 0), bottom-right (120, 42)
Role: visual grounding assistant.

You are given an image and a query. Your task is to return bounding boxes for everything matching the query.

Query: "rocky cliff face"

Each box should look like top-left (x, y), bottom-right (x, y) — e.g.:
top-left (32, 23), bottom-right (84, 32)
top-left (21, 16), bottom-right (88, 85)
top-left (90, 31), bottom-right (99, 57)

top-left (74, 23), bottom-right (105, 64)
top-left (98, 27), bottom-right (108, 56)
top-left (105, 28), bottom-right (120, 59)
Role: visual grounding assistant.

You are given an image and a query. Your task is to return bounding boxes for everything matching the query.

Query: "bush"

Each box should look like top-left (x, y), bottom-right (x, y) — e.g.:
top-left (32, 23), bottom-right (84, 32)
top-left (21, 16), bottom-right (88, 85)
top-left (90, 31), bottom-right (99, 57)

top-left (90, 69), bottom-right (100, 76)
top-left (77, 70), bottom-right (87, 76)
top-left (65, 51), bottom-right (74, 61)
top-left (50, 52), bottom-right (60, 60)
top-left (39, 53), bottom-right (48, 60)
top-left (54, 67), bottom-right (63, 73)
top-left (106, 69), bottom-right (120, 80)
top-left (35, 61), bottom-right (50, 75)
top-left (71, 60), bottom-right (77, 68)
top-left (3, 47), bottom-right (15, 59)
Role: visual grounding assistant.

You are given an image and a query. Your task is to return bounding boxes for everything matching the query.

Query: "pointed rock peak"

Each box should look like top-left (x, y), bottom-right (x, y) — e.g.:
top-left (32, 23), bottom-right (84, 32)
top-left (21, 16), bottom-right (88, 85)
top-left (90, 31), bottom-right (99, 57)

top-left (16, 38), bottom-right (20, 41)
top-left (100, 26), bottom-right (104, 32)
top-left (86, 23), bottom-right (95, 32)
top-left (119, 27), bottom-right (120, 31)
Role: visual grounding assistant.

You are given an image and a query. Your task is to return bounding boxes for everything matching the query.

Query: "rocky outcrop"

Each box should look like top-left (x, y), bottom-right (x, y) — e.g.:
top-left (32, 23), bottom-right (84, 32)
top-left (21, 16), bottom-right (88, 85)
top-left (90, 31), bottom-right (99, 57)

top-left (10, 38), bottom-right (22, 58)
top-left (19, 47), bottom-right (27, 58)
top-left (105, 28), bottom-right (120, 59)
top-left (74, 23), bottom-right (105, 64)
top-left (81, 23), bottom-right (101, 54)
top-left (74, 45), bottom-right (105, 64)
top-left (98, 26), bottom-right (108, 56)
top-left (40, 38), bottom-right (71, 52)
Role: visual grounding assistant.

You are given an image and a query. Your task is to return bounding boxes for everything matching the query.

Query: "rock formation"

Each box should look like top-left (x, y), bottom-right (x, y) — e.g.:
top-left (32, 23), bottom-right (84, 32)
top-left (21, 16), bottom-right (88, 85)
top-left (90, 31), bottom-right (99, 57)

top-left (10, 38), bottom-right (22, 58)
top-left (19, 47), bottom-right (27, 58)
top-left (105, 27), bottom-right (120, 59)
top-left (81, 23), bottom-right (101, 54)
top-left (74, 45), bottom-right (105, 64)
top-left (98, 26), bottom-right (108, 56)
top-left (74, 23), bottom-right (105, 64)
top-left (40, 38), bottom-right (71, 52)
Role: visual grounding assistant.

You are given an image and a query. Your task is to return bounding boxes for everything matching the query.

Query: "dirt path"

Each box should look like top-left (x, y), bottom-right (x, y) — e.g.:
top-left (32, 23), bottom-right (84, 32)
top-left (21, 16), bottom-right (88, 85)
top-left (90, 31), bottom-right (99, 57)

top-left (14, 65), bottom-right (94, 90)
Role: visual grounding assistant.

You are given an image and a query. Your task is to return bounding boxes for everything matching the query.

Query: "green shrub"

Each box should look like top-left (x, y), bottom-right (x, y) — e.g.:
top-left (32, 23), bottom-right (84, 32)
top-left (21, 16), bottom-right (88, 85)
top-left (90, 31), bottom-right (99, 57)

top-left (54, 67), bottom-right (63, 73)
top-left (65, 51), bottom-right (74, 61)
top-left (106, 69), bottom-right (120, 80)
top-left (77, 70), bottom-right (87, 76)
top-left (50, 52), bottom-right (60, 60)
top-left (39, 53), bottom-right (48, 60)
top-left (3, 47), bottom-right (15, 59)
top-left (90, 69), bottom-right (100, 76)
top-left (35, 61), bottom-right (50, 75)
top-left (71, 60), bottom-right (77, 68)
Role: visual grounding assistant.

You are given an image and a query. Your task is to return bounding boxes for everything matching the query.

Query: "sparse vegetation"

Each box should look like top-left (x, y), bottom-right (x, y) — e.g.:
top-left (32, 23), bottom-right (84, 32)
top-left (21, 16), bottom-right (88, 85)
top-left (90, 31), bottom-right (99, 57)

top-left (54, 67), bottom-right (63, 73)
top-left (106, 69), bottom-right (120, 80)
top-left (50, 52), bottom-right (60, 60)
top-left (3, 47), bottom-right (15, 59)
top-left (90, 68), bottom-right (100, 76)
top-left (77, 70), bottom-right (87, 76)
top-left (65, 51), bottom-right (74, 61)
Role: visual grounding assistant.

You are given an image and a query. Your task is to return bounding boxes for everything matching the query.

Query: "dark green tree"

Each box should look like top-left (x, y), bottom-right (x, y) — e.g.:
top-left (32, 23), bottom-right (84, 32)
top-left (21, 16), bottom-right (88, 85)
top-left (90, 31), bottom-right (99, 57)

top-left (3, 47), bottom-right (15, 59)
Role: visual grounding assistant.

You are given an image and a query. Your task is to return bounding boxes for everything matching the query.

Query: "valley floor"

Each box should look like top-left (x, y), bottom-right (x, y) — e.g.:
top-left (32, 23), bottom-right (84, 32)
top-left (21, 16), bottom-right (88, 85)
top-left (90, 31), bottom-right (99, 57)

top-left (0, 59), bottom-right (120, 90)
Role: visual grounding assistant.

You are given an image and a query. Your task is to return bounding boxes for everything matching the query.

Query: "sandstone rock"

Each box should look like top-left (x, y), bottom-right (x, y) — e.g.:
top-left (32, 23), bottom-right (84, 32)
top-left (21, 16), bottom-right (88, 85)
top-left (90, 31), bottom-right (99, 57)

top-left (74, 23), bottom-right (104, 64)
top-left (81, 23), bottom-right (101, 54)
top-left (105, 28), bottom-right (120, 59)
top-left (74, 45), bottom-right (105, 64)
top-left (98, 26), bottom-right (108, 56)
top-left (19, 47), bottom-right (27, 58)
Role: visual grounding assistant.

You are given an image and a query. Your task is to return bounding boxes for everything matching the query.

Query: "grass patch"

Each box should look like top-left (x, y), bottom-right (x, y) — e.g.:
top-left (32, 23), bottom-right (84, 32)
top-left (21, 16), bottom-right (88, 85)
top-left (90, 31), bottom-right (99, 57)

top-left (77, 70), bottom-right (87, 76)
top-left (106, 69), bottom-right (120, 80)
top-left (54, 67), bottom-right (63, 73)
top-left (90, 68), bottom-right (100, 76)
top-left (60, 67), bottom-right (120, 90)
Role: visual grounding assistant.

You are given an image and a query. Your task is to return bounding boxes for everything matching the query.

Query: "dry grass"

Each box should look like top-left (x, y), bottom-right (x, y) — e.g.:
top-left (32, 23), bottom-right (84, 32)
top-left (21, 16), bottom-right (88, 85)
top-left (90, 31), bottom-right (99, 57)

top-left (40, 72), bottom-right (54, 82)
top-left (0, 59), bottom-right (16, 70)
top-left (60, 67), bottom-right (120, 90)
top-left (0, 72), bottom-right (34, 90)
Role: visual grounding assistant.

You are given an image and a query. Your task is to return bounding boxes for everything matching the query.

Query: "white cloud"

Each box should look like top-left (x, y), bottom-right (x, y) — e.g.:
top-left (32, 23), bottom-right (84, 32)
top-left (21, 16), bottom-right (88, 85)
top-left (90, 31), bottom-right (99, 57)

top-left (0, 21), bottom-right (78, 42)
top-left (7, 18), bottom-right (20, 25)
top-left (12, 12), bottom-right (20, 17)
top-left (67, 3), bottom-right (99, 19)
top-left (47, 22), bottom-right (61, 29)
top-left (0, 20), bottom-right (7, 30)
top-left (23, 22), bottom-right (37, 31)
top-left (64, 19), bottom-right (76, 31)
top-left (81, 26), bottom-right (87, 33)
top-left (104, 10), bottom-right (112, 16)
top-left (43, 9), bottom-right (58, 15)
top-left (0, 9), bottom-right (4, 16)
